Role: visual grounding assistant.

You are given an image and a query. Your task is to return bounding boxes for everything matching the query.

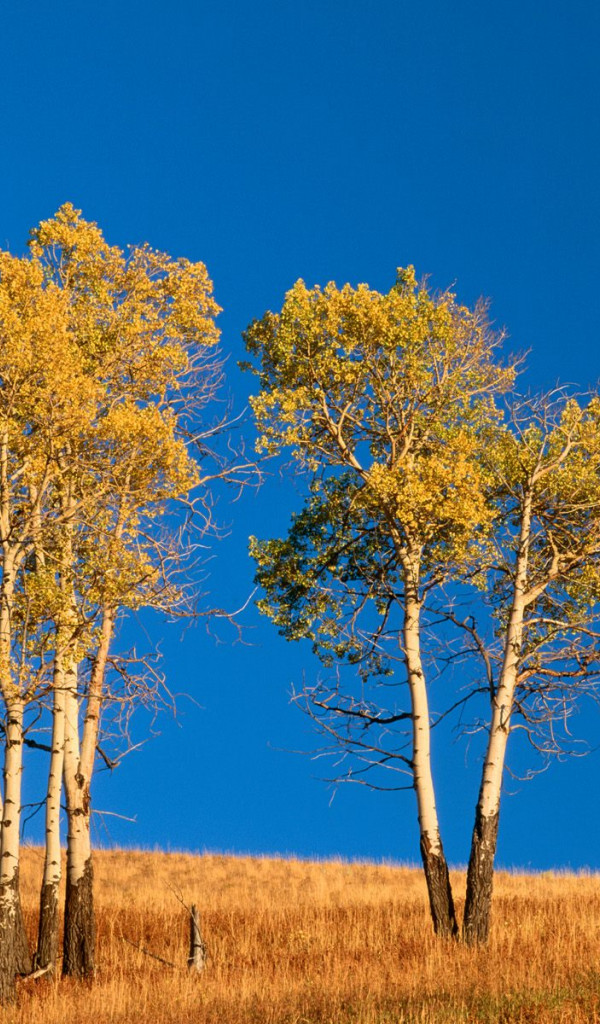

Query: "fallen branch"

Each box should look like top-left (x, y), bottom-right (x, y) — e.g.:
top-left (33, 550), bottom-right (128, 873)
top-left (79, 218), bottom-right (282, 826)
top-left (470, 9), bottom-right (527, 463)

top-left (18, 960), bottom-right (60, 982)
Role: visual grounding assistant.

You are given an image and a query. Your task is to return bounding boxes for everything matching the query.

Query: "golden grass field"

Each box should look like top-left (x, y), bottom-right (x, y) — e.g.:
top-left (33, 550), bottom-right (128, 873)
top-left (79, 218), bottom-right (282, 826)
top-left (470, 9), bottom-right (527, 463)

top-left (10, 845), bottom-right (600, 1023)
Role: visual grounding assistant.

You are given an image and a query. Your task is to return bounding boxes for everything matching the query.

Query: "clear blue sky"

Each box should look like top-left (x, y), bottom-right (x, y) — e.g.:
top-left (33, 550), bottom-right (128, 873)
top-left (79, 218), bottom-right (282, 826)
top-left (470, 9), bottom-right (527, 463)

top-left (3, 0), bottom-right (600, 869)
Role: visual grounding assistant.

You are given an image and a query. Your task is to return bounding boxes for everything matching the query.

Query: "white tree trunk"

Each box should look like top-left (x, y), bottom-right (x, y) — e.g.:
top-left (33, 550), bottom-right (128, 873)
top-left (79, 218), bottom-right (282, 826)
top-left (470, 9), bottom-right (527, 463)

top-left (35, 651), bottom-right (66, 971)
top-left (62, 606), bottom-right (113, 978)
top-left (62, 654), bottom-right (95, 977)
top-left (463, 493), bottom-right (532, 944)
top-left (0, 554), bottom-right (30, 1000)
top-left (0, 699), bottom-right (23, 891)
top-left (403, 553), bottom-right (457, 937)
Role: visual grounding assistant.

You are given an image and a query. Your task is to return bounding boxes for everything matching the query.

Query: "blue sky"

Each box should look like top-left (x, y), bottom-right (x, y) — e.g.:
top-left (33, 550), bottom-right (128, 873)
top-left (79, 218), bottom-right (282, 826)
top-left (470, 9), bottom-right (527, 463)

top-left (3, 0), bottom-right (600, 869)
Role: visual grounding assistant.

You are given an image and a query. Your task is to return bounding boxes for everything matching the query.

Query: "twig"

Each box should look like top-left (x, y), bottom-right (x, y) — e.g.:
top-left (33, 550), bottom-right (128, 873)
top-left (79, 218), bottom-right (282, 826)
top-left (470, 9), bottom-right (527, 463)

top-left (92, 809), bottom-right (138, 823)
top-left (166, 880), bottom-right (191, 913)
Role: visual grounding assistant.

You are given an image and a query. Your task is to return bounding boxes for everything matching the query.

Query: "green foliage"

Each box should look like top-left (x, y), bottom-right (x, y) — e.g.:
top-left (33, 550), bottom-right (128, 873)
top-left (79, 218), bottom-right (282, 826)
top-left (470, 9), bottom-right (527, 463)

top-left (251, 475), bottom-right (399, 674)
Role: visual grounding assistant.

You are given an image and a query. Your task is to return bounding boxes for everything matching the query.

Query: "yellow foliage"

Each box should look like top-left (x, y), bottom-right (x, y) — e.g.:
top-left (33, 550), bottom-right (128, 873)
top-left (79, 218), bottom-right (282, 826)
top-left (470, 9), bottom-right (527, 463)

top-left (0, 205), bottom-right (222, 694)
top-left (246, 268), bottom-right (513, 565)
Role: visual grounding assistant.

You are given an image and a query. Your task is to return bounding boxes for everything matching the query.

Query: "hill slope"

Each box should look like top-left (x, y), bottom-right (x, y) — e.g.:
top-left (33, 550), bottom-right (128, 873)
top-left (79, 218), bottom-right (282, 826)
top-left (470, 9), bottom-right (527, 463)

top-left (12, 847), bottom-right (600, 1023)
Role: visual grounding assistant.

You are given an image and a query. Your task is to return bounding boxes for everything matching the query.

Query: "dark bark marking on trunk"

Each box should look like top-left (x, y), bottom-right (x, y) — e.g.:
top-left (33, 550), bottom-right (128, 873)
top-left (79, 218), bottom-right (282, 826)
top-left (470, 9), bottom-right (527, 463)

top-left (35, 882), bottom-right (59, 972)
top-left (419, 837), bottom-right (459, 938)
top-left (63, 857), bottom-right (95, 978)
top-left (463, 808), bottom-right (500, 946)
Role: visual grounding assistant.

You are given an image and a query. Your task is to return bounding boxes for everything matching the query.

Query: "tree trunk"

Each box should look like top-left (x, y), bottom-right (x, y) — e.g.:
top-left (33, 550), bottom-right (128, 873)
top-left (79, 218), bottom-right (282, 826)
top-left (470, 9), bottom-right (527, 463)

top-left (35, 652), bottom-right (66, 972)
top-left (0, 872), bottom-right (20, 1003)
top-left (63, 853), bottom-right (94, 978)
top-left (462, 696), bottom-right (511, 945)
top-left (0, 549), bottom-right (31, 998)
top-left (0, 699), bottom-right (31, 1001)
top-left (0, 870), bottom-right (30, 1001)
top-left (2, 701), bottom-right (31, 979)
top-left (463, 494), bottom-right (532, 945)
top-left (403, 558), bottom-right (458, 938)
top-left (62, 605), bottom-right (112, 978)
top-left (419, 837), bottom-right (457, 938)
top-left (36, 882), bottom-right (60, 974)
top-left (462, 808), bottom-right (500, 945)
top-left (62, 656), bottom-right (96, 978)
top-left (463, 652), bottom-right (518, 945)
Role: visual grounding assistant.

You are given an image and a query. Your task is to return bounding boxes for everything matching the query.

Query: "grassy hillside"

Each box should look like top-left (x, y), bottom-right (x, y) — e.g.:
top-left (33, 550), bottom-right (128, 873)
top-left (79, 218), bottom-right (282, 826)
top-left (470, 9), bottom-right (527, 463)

top-left (12, 846), bottom-right (600, 1023)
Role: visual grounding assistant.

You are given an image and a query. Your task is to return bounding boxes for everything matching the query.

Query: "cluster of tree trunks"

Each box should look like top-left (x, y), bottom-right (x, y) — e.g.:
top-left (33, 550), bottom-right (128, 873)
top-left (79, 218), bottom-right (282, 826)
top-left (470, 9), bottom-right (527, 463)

top-left (0, 203), bottom-right (229, 1003)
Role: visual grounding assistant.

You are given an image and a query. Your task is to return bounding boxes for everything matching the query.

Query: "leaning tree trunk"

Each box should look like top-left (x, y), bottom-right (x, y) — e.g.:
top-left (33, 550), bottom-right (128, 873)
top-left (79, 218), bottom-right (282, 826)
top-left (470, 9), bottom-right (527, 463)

top-left (0, 699), bottom-right (31, 1003)
top-left (462, 676), bottom-right (513, 945)
top-left (35, 652), bottom-right (66, 972)
top-left (462, 666), bottom-right (516, 944)
top-left (403, 561), bottom-right (458, 938)
top-left (463, 495), bottom-right (531, 946)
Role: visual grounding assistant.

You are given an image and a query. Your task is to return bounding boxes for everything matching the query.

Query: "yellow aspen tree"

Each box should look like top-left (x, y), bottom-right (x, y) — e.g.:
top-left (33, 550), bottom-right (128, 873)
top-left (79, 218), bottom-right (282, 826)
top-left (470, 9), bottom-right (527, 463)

top-left (25, 204), bottom-right (226, 979)
top-left (0, 204), bottom-right (239, 993)
top-left (245, 269), bottom-right (515, 938)
top-left (0, 250), bottom-right (94, 1000)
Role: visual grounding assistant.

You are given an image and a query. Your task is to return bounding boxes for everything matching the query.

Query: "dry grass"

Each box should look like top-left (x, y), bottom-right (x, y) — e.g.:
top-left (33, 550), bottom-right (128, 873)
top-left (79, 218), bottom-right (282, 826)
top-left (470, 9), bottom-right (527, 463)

top-left (11, 845), bottom-right (600, 1023)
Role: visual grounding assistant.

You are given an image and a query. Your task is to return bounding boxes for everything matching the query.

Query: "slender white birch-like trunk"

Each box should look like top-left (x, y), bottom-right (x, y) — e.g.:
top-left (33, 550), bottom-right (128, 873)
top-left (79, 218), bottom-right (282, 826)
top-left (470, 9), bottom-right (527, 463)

top-left (463, 492), bottom-right (532, 945)
top-left (0, 697), bottom-right (30, 978)
top-left (0, 552), bottom-right (30, 1001)
top-left (35, 649), bottom-right (66, 971)
top-left (62, 653), bottom-right (93, 978)
top-left (63, 607), bottom-right (113, 978)
top-left (402, 551), bottom-right (458, 938)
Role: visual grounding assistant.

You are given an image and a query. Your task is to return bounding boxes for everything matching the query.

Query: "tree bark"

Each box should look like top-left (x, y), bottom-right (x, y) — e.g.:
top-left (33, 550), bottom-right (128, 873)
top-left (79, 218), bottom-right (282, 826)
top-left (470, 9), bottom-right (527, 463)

top-left (463, 493), bottom-right (532, 945)
top-left (62, 654), bottom-right (95, 978)
top-left (0, 702), bottom-right (31, 1001)
top-left (0, 541), bottom-right (31, 999)
top-left (463, 643), bottom-right (520, 945)
top-left (0, 873), bottom-right (20, 1003)
top-left (462, 808), bottom-right (500, 945)
top-left (63, 855), bottom-right (95, 978)
top-left (36, 882), bottom-right (60, 974)
top-left (35, 651), bottom-right (66, 971)
top-left (62, 608), bottom-right (112, 978)
top-left (1, 701), bottom-right (31, 969)
top-left (419, 838), bottom-right (458, 938)
top-left (403, 556), bottom-right (458, 938)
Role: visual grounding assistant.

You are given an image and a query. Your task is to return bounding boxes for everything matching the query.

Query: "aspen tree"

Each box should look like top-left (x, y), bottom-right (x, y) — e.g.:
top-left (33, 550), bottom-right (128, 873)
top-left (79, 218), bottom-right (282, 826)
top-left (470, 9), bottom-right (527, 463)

top-left (0, 204), bottom-right (233, 991)
top-left (25, 204), bottom-right (226, 978)
top-left (0, 249), bottom-right (93, 999)
top-left (462, 393), bottom-right (600, 944)
top-left (58, 416), bottom-right (201, 978)
top-left (245, 269), bottom-right (515, 937)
